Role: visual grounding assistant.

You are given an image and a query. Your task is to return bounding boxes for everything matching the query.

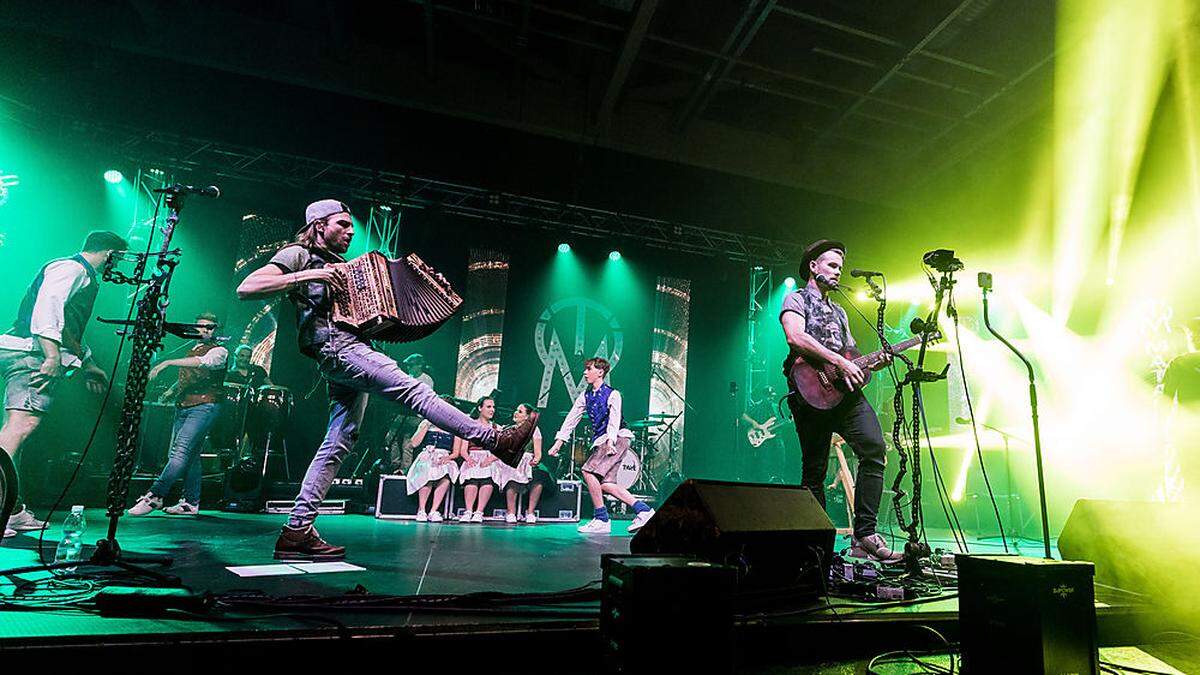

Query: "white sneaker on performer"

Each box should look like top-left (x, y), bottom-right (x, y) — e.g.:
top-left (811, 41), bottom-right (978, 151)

top-left (627, 508), bottom-right (655, 533)
top-left (504, 513), bottom-right (517, 524)
top-left (578, 518), bottom-right (612, 534)
top-left (524, 513), bottom-right (537, 524)
top-left (127, 493), bottom-right (162, 516)
top-left (415, 511), bottom-right (428, 522)
top-left (428, 511), bottom-right (444, 523)
top-left (3, 527), bottom-right (16, 538)
top-left (163, 500), bottom-right (199, 516)
top-left (7, 508), bottom-right (47, 531)
top-left (469, 511), bottom-right (484, 523)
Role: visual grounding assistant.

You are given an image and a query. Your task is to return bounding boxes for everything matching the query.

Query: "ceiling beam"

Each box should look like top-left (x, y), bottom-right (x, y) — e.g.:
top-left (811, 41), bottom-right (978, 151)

top-left (806, 0), bottom-right (979, 149)
top-left (773, 5), bottom-right (1003, 79)
top-left (673, 0), bottom-right (775, 133)
top-left (597, 0), bottom-right (659, 130)
top-left (423, 0), bottom-right (437, 79)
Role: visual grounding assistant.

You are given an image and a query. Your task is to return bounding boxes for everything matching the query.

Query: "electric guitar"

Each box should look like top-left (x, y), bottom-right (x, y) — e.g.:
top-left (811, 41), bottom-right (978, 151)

top-left (788, 331), bottom-right (940, 410)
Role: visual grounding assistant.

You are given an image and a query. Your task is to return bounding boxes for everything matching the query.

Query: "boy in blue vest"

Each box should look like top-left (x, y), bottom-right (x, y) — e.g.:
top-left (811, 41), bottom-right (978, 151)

top-left (548, 357), bottom-right (655, 534)
top-left (1, 230), bottom-right (127, 537)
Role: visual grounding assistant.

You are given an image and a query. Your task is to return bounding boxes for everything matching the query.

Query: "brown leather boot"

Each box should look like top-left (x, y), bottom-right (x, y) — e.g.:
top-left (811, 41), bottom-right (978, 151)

top-left (274, 525), bottom-right (346, 561)
top-left (490, 412), bottom-right (540, 467)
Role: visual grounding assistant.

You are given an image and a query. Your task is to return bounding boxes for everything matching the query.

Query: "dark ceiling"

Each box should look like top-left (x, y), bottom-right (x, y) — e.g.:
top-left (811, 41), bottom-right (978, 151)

top-left (0, 0), bottom-right (1056, 208)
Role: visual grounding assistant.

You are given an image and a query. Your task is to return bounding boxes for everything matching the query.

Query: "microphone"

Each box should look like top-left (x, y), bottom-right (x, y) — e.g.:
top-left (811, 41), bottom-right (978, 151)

top-left (850, 269), bottom-right (884, 278)
top-left (814, 273), bottom-right (839, 289)
top-left (154, 183), bottom-right (221, 198)
top-left (978, 271), bottom-right (993, 291)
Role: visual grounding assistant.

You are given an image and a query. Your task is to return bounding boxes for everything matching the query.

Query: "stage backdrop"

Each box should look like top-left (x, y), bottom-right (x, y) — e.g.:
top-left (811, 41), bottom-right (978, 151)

top-left (222, 205), bottom-right (747, 490)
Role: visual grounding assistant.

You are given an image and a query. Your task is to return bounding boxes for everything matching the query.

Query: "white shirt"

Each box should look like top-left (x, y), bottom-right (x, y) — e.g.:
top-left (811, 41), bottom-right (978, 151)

top-left (554, 388), bottom-right (635, 447)
top-left (194, 346), bottom-right (229, 369)
top-left (0, 260), bottom-right (93, 368)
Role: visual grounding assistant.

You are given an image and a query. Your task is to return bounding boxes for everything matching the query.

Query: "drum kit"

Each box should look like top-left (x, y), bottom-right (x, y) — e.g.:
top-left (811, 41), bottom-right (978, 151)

top-left (215, 383), bottom-right (294, 487)
top-left (556, 410), bottom-right (679, 494)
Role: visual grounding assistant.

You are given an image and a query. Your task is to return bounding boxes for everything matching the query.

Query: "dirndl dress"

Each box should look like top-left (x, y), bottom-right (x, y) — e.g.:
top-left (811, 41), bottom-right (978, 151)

top-left (405, 429), bottom-right (459, 495)
top-left (457, 444), bottom-right (498, 484)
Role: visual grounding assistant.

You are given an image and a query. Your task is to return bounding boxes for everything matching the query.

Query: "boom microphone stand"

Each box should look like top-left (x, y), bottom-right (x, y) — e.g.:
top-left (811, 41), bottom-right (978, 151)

top-left (978, 272), bottom-right (1053, 560)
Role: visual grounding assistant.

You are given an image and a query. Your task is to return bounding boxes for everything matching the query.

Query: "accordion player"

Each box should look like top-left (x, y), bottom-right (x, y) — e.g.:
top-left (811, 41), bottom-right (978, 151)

top-left (330, 251), bottom-right (463, 343)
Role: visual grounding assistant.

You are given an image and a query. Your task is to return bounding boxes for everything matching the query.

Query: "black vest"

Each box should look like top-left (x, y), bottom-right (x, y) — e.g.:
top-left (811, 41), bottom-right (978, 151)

top-left (11, 255), bottom-right (98, 356)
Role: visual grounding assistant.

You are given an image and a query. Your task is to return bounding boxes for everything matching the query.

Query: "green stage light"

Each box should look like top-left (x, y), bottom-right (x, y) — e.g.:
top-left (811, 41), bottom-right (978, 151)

top-left (558, 242), bottom-right (571, 253)
top-left (103, 169), bottom-right (123, 184)
top-left (783, 276), bottom-right (796, 289)
top-left (609, 250), bottom-right (621, 261)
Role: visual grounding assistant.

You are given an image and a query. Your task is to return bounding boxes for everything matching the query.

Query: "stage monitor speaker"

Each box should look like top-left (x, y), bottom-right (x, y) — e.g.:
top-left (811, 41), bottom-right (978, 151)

top-left (1059, 499), bottom-right (1200, 615)
top-left (0, 449), bottom-right (16, 534)
top-left (629, 479), bottom-right (834, 592)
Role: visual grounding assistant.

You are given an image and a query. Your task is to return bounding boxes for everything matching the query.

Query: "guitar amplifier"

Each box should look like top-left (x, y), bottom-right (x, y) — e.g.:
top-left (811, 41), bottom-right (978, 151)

top-left (529, 480), bottom-right (582, 522)
top-left (957, 554), bottom-right (1097, 674)
top-left (376, 474), bottom-right (453, 519)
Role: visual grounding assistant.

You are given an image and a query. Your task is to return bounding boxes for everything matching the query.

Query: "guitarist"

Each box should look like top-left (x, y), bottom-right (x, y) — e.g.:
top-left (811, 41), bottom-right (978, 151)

top-left (780, 239), bottom-right (901, 562)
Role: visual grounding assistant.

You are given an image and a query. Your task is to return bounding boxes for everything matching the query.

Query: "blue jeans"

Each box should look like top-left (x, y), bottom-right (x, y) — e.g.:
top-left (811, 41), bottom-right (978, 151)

top-left (287, 331), bottom-right (497, 529)
top-left (149, 402), bottom-right (219, 504)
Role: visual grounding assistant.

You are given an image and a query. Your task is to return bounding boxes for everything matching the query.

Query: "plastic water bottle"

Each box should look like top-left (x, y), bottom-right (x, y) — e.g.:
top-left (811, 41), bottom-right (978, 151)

top-left (54, 505), bottom-right (87, 569)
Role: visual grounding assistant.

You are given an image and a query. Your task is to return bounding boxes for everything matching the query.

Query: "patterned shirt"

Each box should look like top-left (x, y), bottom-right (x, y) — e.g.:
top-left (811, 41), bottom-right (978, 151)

top-left (780, 284), bottom-right (855, 372)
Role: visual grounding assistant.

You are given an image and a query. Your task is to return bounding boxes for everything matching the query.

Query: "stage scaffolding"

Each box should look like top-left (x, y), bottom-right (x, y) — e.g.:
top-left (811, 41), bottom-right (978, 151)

top-left (55, 121), bottom-right (809, 266)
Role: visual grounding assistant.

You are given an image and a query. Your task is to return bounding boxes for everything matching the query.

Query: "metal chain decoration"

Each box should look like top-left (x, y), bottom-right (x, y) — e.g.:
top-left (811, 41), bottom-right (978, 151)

top-left (102, 250), bottom-right (179, 520)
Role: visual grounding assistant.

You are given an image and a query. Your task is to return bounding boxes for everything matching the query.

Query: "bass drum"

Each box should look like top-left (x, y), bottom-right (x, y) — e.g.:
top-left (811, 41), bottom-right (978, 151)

top-left (613, 449), bottom-right (641, 490)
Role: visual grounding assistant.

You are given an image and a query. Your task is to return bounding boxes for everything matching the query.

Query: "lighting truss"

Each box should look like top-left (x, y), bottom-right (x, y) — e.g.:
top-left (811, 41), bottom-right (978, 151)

top-left (61, 121), bottom-right (810, 266)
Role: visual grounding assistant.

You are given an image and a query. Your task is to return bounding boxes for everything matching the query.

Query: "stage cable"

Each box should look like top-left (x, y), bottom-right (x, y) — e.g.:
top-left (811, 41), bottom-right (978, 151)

top-left (949, 302), bottom-right (1008, 551)
top-left (33, 193), bottom-right (164, 563)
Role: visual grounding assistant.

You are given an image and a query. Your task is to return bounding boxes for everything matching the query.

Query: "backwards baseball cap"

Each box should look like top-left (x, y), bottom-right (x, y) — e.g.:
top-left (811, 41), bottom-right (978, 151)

top-left (303, 199), bottom-right (351, 229)
top-left (799, 239), bottom-right (846, 280)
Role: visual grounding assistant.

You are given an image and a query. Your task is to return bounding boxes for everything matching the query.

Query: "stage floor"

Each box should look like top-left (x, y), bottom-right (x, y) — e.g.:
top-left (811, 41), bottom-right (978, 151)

top-left (0, 509), bottom-right (1190, 672)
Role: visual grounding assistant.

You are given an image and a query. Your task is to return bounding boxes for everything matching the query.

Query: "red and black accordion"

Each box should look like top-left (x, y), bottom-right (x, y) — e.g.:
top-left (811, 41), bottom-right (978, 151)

top-left (331, 251), bottom-right (462, 343)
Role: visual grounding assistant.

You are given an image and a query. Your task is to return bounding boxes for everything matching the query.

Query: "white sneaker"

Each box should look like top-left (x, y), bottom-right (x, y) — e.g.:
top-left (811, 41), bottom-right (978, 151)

top-left (577, 518), bottom-right (612, 534)
top-left (504, 513), bottom-right (517, 524)
top-left (524, 513), bottom-right (537, 524)
top-left (627, 508), bottom-right (655, 533)
top-left (127, 493), bottom-right (163, 516)
top-left (163, 500), bottom-right (199, 516)
top-left (429, 511), bottom-right (444, 523)
top-left (7, 508), bottom-right (47, 531)
top-left (469, 511), bottom-right (484, 523)
top-left (415, 511), bottom-right (428, 522)
top-left (3, 527), bottom-right (15, 538)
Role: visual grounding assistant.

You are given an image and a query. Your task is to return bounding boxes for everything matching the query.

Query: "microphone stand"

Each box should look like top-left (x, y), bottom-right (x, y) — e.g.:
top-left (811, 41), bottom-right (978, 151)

top-left (979, 278), bottom-right (1053, 559)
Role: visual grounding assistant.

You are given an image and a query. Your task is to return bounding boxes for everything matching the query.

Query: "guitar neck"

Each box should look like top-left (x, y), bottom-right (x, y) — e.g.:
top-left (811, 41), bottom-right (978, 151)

top-left (853, 335), bottom-right (926, 369)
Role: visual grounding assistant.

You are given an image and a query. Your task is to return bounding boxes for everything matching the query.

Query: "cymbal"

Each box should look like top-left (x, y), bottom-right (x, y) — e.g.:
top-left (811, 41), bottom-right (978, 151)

top-left (645, 412), bottom-right (679, 419)
top-left (628, 419), bottom-right (665, 429)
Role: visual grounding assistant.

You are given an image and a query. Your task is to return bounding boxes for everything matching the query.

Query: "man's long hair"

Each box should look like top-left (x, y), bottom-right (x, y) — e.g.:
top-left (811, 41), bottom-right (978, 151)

top-left (294, 220), bottom-right (323, 249)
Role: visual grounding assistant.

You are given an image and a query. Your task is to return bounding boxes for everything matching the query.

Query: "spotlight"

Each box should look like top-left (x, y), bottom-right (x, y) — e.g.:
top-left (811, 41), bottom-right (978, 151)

top-left (103, 170), bottom-right (123, 184)
top-left (558, 242), bottom-right (571, 253)
top-left (783, 276), bottom-right (796, 289)
top-left (378, 204), bottom-right (393, 212)
top-left (609, 250), bottom-right (621, 261)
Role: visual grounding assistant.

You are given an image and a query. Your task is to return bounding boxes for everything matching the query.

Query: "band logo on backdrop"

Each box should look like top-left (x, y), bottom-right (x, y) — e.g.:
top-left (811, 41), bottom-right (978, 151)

top-left (534, 297), bottom-right (624, 408)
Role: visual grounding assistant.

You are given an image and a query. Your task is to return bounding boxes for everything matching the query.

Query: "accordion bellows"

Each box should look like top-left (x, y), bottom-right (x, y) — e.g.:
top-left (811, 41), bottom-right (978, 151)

top-left (331, 251), bottom-right (463, 343)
